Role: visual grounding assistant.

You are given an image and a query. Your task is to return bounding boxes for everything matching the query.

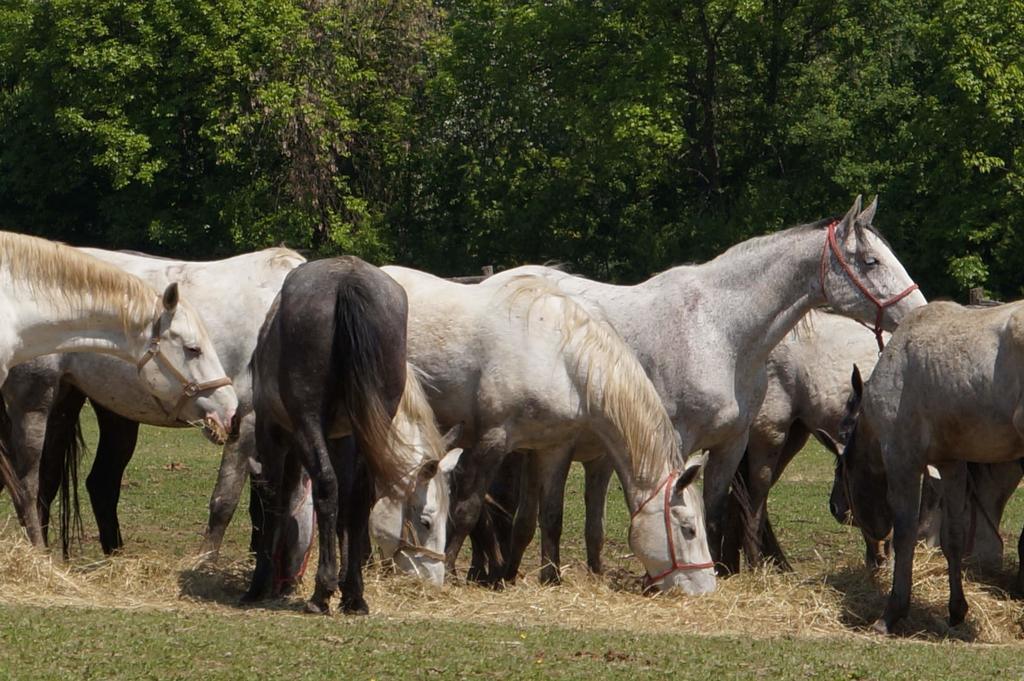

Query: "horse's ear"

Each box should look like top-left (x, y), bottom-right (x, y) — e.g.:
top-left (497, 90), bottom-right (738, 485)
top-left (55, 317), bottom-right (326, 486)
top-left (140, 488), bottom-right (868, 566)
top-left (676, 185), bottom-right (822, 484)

top-left (837, 195), bottom-right (863, 239)
top-left (440, 447), bottom-right (463, 476)
top-left (417, 459), bottom-right (440, 483)
top-left (441, 422), bottom-right (464, 449)
top-left (675, 452), bottom-right (707, 493)
top-left (162, 282), bottom-right (179, 312)
top-left (851, 364), bottom-right (864, 400)
top-left (815, 429), bottom-right (841, 458)
top-left (857, 195), bottom-right (878, 227)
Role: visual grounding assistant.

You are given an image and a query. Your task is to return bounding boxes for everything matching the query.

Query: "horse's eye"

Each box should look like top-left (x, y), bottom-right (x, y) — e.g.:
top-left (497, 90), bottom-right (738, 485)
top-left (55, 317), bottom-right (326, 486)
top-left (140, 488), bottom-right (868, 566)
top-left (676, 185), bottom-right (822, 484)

top-left (186, 346), bottom-right (203, 357)
top-left (678, 520), bottom-right (696, 540)
top-left (863, 255), bottom-right (879, 267)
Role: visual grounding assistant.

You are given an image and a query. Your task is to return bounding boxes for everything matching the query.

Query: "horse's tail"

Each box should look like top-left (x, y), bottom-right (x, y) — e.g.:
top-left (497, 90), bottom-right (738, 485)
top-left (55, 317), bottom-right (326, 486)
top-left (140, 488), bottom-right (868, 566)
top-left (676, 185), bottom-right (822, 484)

top-left (331, 279), bottom-right (406, 487)
top-left (58, 417), bottom-right (85, 559)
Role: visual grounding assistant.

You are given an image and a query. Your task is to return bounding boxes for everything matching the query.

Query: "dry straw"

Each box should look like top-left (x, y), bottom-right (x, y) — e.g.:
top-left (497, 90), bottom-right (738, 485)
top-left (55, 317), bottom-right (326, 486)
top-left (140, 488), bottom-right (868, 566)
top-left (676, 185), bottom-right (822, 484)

top-left (2, 522), bottom-right (1023, 643)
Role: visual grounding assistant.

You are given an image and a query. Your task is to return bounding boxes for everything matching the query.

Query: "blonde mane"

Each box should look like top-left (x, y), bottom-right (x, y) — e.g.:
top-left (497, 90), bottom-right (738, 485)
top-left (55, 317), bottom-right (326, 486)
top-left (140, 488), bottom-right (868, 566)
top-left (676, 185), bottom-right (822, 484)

top-left (496, 276), bottom-right (680, 486)
top-left (384, 364), bottom-right (447, 498)
top-left (0, 231), bottom-right (156, 335)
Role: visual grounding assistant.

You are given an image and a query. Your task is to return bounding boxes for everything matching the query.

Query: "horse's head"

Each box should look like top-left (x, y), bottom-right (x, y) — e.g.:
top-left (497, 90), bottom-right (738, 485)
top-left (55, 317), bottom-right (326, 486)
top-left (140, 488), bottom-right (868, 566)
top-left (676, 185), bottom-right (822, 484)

top-left (820, 365), bottom-right (892, 544)
top-left (628, 454), bottom-right (716, 595)
top-left (819, 195), bottom-right (926, 338)
top-left (135, 283), bottom-right (237, 444)
top-left (369, 424), bottom-right (463, 586)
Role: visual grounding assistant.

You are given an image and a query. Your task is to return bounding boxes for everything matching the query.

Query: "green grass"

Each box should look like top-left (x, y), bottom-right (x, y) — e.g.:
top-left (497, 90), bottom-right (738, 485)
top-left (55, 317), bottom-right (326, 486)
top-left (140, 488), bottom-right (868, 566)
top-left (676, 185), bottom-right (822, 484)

top-left (3, 409), bottom-right (1024, 679)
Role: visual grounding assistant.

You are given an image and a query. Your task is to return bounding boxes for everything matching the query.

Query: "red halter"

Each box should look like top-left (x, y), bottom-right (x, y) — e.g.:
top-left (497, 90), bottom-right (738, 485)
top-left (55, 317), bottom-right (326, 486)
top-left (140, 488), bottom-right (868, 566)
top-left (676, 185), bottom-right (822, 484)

top-left (818, 220), bottom-right (920, 352)
top-left (631, 471), bottom-right (715, 589)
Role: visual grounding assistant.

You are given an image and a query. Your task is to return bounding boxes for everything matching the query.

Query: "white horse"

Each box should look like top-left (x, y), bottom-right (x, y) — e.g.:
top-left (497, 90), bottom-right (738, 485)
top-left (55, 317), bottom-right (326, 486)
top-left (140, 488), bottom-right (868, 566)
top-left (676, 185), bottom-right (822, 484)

top-left (0, 231), bottom-right (238, 522)
top-left (367, 367), bottom-right (464, 585)
top-left (1, 246), bottom-right (302, 553)
top-left (829, 300), bottom-right (1024, 634)
top-left (485, 196), bottom-right (924, 573)
top-left (382, 266), bottom-right (716, 594)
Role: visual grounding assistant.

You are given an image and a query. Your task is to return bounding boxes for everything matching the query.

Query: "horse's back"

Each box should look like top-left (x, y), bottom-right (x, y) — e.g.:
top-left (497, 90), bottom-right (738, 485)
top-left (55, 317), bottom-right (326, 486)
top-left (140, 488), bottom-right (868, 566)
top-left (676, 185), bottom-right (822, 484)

top-left (867, 300), bottom-right (1024, 460)
top-left (260, 257), bottom-right (408, 433)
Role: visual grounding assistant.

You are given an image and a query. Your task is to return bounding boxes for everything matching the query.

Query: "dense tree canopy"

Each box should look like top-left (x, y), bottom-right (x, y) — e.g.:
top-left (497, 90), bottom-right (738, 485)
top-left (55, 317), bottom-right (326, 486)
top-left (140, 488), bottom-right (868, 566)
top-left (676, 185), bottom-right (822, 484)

top-left (1, 0), bottom-right (1022, 299)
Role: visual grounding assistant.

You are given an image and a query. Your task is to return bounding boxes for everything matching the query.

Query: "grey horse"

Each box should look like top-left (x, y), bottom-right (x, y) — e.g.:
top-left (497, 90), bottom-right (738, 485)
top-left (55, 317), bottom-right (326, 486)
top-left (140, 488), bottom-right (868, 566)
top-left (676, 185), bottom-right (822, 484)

top-left (829, 300), bottom-right (1024, 634)
top-left (486, 196), bottom-right (925, 576)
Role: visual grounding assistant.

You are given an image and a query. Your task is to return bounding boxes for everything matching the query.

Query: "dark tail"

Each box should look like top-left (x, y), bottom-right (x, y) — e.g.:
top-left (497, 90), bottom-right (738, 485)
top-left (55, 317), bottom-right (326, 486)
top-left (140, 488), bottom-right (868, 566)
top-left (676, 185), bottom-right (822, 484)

top-left (728, 462), bottom-right (761, 567)
top-left (58, 419), bottom-right (85, 559)
top-left (331, 281), bottom-right (405, 487)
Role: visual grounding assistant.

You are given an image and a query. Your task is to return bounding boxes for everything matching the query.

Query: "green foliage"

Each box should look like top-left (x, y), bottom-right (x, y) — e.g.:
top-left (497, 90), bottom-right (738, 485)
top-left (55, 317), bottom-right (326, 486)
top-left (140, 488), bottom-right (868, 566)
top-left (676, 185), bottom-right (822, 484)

top-left (1, 0), bottom-right (1023, 297)
top-left (0, 0), bottom-right (438, 258)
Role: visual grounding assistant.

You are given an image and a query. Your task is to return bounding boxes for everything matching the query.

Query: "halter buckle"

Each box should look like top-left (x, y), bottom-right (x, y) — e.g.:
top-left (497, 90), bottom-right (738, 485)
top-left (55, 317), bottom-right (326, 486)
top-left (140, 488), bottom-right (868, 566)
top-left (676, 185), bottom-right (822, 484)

top-left (183, 382), bottom-right (200, 398)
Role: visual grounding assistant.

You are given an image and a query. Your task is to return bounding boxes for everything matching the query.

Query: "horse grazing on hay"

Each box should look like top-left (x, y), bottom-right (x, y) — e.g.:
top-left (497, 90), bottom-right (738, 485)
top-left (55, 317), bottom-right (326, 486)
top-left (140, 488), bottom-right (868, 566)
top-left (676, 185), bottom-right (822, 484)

top-left (382, 266), bottom-right (715, 595)
top-left (734, 311), bottom-right (1019, 572)
top-left (482, 196), bottom-right (924, 579)
top-left (245, 257), bottom-right (457, 614)
top-left (0, 246), bottom-right (302, 557)
top-left (0, 231), bottom-right (237, 524)
top-left (828, 300), bottom-right (1024, 634)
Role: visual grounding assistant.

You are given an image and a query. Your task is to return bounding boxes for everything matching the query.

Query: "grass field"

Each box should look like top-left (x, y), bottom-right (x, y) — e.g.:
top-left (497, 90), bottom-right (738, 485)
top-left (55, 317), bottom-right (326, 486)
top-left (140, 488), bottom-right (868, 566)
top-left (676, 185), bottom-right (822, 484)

top-left (3, 408), bottom-right (1024, 679)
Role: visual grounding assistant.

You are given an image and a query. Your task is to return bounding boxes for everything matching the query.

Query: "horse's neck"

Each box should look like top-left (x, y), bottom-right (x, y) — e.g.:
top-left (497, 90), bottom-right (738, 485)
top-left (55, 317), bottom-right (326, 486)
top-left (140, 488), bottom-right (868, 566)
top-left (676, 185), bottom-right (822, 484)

top-left (3, 289), bottom-right (145, 367)
top-left (688, 228), bottom-right (824, 366)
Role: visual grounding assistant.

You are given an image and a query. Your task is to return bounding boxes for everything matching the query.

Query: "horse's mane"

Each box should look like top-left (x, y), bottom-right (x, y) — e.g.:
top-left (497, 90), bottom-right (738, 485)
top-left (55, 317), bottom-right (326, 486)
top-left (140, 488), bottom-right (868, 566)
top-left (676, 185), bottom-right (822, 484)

top-left (495, 275), bottom-right (680, 485)
top-left (0, 231), bottom-right (155, 334)
top-left (266, 246), bottom-right (306, 269)
top-left (385, 364), bottom-right (448, 500)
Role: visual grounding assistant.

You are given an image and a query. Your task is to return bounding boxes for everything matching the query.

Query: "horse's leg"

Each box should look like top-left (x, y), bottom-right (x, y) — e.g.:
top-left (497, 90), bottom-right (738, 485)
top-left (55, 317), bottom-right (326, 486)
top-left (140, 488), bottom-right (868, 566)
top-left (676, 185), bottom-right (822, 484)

top-left (334, 438), bottom-right (370, 615)
top-left (86, 402), bottom-right (139, 555)
top-left (754, 424), bottom-right (809, 572)
top-left (200, 411), bottom-right (255, 559)
top-left (505, 453), bottom-right (539, 584)
top-left (965, 461), bottom-right (1021, 570)
top-left (704, 435), bottom-right (751, 574)
top-left (4, 396), bottom-right (56, 549)
top-left (243, 421), bottom-right (289, 603)
top-left (917, 475), bottom-right (942, 548)
top-left (582, 454), bottom-right (613, 574)
top-left (875, 457), bottom-right (922, 635)
top-left (470, 451), bottom-right (519, 583)
top-left (292, 423), bottom-right (339, 615)
top-left (536, 447), bottom-right (574, 585)
top-left (445, 430), bottom-right (508, 576)
top-left (938, 462), bottom-right (969, 627)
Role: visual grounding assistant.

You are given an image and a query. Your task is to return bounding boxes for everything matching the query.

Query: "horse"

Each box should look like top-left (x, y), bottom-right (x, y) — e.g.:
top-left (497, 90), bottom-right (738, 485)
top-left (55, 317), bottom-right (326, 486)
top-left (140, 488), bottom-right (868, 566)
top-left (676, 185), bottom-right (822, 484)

top-left (245, 256), bottom-right (457, 614)
top-left (737, 311), bottom-right (1021, 571)
top-left (827, 300), bottom-right (1024, 634)
top-left (482, 196), bottom-right (924, 578)
top-left (381, 266), bottom-right (716, 594)
top-left (0, 231), bottom-right (237, 524)
top-left (0, 246), bottom-right (303, 556)
top-left (366, 371), bottom-right (463, 585)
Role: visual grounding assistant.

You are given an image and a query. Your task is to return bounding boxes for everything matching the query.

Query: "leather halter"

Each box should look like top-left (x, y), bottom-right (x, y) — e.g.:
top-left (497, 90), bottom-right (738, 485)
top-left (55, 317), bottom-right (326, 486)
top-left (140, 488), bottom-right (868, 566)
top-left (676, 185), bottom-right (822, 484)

top-left (396, 518), bottom-right (446, 563)
top-left (631, 471), bottom-right (715, 589)
top-left (135, 313), bottom-right (233, 422)
top-left (818, 220), bottom-right (919, 352)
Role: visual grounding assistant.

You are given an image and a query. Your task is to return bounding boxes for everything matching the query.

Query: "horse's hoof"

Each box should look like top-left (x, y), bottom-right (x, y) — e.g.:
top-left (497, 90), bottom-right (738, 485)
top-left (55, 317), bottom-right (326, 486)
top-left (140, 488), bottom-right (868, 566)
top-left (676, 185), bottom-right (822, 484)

top-left (341, 598), bottom-right (370, 616)
top-left (304, 599), bottom-right (332, 615)
top-left (539, 568), bottom-right (561, 586)
top-left (240, 590), bottom-right (264, 605)
top-left (870, 618), bottom-right (891, 635)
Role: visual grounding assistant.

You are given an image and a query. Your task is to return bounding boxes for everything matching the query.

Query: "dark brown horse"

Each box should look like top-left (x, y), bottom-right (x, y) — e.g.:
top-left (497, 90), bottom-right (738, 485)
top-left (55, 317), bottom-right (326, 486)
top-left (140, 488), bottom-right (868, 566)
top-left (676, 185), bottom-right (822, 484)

top-left (244, 256), bottom-right (410, 615)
